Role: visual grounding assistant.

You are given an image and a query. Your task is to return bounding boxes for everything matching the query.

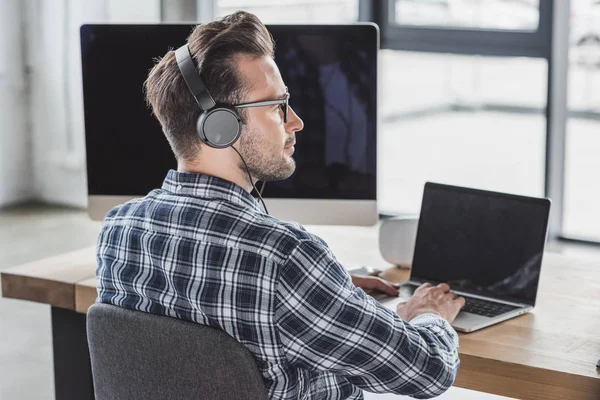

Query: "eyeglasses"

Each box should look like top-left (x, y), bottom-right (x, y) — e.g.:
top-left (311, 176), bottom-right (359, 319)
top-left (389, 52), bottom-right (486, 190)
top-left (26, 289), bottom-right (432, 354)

top-left (234, 89), bottom-right (290, 123)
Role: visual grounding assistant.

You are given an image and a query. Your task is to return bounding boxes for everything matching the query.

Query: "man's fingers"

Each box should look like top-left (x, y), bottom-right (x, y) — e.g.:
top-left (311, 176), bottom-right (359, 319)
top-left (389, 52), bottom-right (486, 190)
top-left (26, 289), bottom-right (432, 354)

top-left (417, 282), bottom-right (432, 292)
top-left (455, 296), bottom-right (466, 308)
top-left (442, 292), bottom-right (456, 302)
top-left (436, 283), bottom-right (450, 293)
top-left (374, 278), bottom-right (399, 296)
top-left (353, 275), bottom-right (399, 296)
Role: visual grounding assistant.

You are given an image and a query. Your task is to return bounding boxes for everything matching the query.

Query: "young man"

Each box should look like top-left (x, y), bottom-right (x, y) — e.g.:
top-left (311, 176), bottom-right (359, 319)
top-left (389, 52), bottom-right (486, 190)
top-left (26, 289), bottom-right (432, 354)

top-left (96, 11), bottom-right (465, 399)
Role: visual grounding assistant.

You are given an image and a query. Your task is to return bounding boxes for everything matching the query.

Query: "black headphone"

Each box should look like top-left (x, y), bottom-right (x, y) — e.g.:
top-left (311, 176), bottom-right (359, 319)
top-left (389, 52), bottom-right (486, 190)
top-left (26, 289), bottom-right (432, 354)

top-left (174, 43), bottom-right (270, 214)
top-left (175, 44), bottom-right (242, 149)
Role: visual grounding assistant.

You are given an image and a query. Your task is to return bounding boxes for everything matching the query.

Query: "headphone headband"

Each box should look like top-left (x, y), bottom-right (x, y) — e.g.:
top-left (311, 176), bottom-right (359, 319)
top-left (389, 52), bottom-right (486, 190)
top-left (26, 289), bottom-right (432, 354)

top-left (174, 45), bottom-right (216, 111)
top-left (174, 43), bottom-right (242, 150)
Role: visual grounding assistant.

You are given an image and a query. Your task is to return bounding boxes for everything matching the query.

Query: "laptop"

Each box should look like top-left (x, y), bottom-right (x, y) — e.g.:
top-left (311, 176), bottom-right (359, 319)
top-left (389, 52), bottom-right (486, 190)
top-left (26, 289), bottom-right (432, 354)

top-left (379, 182), bottom-right (551, 332)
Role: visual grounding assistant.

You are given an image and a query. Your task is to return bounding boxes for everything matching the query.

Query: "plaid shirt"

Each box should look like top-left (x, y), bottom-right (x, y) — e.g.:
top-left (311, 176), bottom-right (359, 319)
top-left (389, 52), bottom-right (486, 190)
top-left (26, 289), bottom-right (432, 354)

top-left (96, 170), bottom-right (460, 399)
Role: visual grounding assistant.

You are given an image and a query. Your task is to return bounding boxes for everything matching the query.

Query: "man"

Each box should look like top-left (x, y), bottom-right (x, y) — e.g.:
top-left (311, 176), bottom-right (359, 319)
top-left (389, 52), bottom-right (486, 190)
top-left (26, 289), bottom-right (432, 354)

top-left (96, 11), bottom-right (465, 399)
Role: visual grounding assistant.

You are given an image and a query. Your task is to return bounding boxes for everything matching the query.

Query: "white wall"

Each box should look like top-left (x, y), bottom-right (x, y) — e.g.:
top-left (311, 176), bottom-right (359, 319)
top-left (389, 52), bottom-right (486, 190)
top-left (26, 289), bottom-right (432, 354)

top-left (0, 0), bottom-right (161, 209)
top-left (26, 0), bottom-right (94, 207)
top-left (0, 0), bottom-right (32, 207)
top-left (27, 0), bottom-right (161, 208)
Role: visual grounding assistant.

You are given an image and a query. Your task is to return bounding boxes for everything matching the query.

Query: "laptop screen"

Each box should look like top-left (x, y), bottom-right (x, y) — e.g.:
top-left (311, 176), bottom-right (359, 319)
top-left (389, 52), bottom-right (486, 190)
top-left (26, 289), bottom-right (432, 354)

top-left (411, 183), bottom-right (551, 306)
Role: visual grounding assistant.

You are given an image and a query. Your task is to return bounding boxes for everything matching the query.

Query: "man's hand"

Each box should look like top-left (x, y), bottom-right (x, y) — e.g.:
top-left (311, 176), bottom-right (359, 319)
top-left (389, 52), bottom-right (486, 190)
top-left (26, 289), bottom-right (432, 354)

top-left (351, 275), bottom-right (399, 297)
top-left (396, 283), bottom-right (465, 324)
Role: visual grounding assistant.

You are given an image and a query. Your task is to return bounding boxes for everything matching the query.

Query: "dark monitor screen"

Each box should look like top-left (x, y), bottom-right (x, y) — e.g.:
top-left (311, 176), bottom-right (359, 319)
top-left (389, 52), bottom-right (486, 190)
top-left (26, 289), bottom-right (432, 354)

top-left (80, 24), bottom-right (377, 201)
top-left (411, 183), bottom-right (551, 306)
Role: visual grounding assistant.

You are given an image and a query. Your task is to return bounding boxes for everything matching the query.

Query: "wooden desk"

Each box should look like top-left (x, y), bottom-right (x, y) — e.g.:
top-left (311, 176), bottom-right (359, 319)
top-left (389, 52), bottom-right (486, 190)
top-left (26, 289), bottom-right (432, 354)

top-left (1, 247), bottom-right (97, 309)
top-left (2, 226), bottom-right (600, 400)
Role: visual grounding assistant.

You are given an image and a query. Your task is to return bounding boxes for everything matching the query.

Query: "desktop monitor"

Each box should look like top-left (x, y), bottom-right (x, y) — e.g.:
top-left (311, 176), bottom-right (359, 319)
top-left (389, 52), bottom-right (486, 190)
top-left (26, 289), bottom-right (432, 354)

top-left (81, 24), bottom-right (378, 225)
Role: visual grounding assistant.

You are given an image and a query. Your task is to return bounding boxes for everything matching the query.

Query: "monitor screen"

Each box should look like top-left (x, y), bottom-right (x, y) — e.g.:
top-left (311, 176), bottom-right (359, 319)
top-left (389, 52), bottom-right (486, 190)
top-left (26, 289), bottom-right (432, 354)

top-left (80, 24), bottom-right (378, 224)
top-left (411, 183), bottom-right (551, 305)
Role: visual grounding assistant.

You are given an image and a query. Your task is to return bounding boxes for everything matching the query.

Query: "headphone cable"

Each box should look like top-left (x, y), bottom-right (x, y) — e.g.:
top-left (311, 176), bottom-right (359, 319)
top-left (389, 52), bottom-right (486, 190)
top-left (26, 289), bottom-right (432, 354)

top-left (232, 147), bottom-right (269, 215)
top-left (259, 180), bottom-right (267, 197)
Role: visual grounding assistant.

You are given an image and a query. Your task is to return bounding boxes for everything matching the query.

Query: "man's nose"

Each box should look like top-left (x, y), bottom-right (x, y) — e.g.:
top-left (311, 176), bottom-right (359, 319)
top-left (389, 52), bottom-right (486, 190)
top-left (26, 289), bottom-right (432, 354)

top-left (286, 106), bottom-right (303, 133)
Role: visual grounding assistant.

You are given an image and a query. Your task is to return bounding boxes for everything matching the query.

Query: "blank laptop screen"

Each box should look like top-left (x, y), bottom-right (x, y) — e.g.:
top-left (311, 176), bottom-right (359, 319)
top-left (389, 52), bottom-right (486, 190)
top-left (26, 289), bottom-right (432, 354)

top-left (411, 183), bottom-right (551, 306)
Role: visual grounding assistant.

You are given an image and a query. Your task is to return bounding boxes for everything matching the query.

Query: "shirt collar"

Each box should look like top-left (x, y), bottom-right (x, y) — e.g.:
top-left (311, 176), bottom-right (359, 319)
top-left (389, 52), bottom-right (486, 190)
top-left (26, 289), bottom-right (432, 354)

top-left (161, 170), bottom-right (263, 213)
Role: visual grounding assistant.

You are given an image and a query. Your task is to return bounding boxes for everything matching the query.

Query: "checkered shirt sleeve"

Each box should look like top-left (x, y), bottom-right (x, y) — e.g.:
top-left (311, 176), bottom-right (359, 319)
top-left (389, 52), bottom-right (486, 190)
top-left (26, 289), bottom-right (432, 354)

top-left (276, 238), bottom-right (460, 399)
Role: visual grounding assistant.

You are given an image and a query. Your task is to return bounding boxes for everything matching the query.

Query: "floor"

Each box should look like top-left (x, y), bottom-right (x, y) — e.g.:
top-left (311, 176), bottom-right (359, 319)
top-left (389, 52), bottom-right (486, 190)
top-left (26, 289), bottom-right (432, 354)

top-left (0, 204), bottom-right (101, 400)
top-left (1, 204), bottom-right (599, 399)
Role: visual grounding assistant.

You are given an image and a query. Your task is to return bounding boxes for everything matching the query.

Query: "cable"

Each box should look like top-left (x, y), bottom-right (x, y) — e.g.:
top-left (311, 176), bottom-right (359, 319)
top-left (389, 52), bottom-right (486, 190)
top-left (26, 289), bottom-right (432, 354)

top-left (231, 146), bottom-right (269, 215)
top-left (259, 180), bottom-right (267, 197)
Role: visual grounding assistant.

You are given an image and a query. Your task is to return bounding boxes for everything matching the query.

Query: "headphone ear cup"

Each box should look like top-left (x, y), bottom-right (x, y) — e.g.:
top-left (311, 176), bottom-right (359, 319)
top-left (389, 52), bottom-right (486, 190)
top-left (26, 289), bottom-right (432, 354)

top-left (196, 112), bottom-right (210, 145)
top-left (197, 107), bottom-right (242, 149)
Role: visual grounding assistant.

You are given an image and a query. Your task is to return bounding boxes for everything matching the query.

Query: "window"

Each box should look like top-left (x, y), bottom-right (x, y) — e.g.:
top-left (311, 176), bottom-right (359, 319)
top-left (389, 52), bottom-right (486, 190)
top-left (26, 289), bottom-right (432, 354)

top-left (563, 0), bottom-right (600, 241)
top-left (366, 0), bottom-right (550, 215)
top-left (393, 0), bottom-right (540, 31)
top-left (370, 0), bottom-right (551, 57)
top-left (215, 0), bottom-right (359, 23)
top-left (378, 50), bottom-right (546, 214)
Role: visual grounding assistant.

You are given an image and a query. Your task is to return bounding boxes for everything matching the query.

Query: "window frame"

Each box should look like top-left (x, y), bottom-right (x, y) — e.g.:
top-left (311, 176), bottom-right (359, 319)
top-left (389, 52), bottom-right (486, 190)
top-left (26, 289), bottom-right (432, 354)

top-left (360, 0), bottom-right (552, 57)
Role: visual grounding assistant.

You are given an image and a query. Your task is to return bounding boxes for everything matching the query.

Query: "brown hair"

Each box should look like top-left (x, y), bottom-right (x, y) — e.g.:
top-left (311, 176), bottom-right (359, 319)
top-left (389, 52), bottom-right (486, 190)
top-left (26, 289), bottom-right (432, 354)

top-left (144, 11), bottom-right (274, 161)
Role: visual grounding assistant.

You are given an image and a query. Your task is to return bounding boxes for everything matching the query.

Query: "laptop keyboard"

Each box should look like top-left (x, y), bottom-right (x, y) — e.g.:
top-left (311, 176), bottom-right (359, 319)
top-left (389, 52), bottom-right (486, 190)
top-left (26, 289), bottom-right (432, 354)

top-left (398, 285), bottom-right (520, 318)
top-left (461, 296), bottom-right (519, 317)
top-left (398, 284), bottom-right (417, 298)
top-left (372, 284), bottom-right (520, 318)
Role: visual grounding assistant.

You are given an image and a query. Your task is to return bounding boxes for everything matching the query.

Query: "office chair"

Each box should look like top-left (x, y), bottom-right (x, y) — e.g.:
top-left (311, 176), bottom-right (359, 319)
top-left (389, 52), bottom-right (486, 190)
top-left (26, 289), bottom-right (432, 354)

top-left (87, 303), bottom-right (268, 400)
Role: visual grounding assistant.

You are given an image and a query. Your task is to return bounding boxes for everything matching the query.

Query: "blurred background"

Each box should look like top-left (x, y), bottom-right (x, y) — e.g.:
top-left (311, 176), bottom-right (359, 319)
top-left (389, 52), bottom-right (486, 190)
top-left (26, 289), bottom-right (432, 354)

top-left (2, 0), bottom-right (600, 240)
top-left (1, 0), bottom-right (599, 399)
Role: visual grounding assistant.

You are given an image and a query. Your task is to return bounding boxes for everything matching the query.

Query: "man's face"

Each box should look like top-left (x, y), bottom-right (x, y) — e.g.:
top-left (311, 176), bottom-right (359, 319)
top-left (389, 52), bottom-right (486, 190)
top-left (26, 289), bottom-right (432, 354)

top-left (235, 56), bottom-right (304, 182)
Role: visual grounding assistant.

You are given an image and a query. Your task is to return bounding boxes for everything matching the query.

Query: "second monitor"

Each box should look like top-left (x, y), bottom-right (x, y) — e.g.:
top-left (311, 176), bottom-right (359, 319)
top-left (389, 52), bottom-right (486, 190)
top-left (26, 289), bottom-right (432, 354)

top-left (81, 24), bottom-right (379, 225)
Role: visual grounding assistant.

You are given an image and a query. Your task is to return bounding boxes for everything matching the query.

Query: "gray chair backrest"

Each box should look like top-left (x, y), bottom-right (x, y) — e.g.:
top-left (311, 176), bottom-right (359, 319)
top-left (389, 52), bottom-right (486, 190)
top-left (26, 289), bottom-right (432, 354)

top-left (87, 303), bottom-right (268, 400)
